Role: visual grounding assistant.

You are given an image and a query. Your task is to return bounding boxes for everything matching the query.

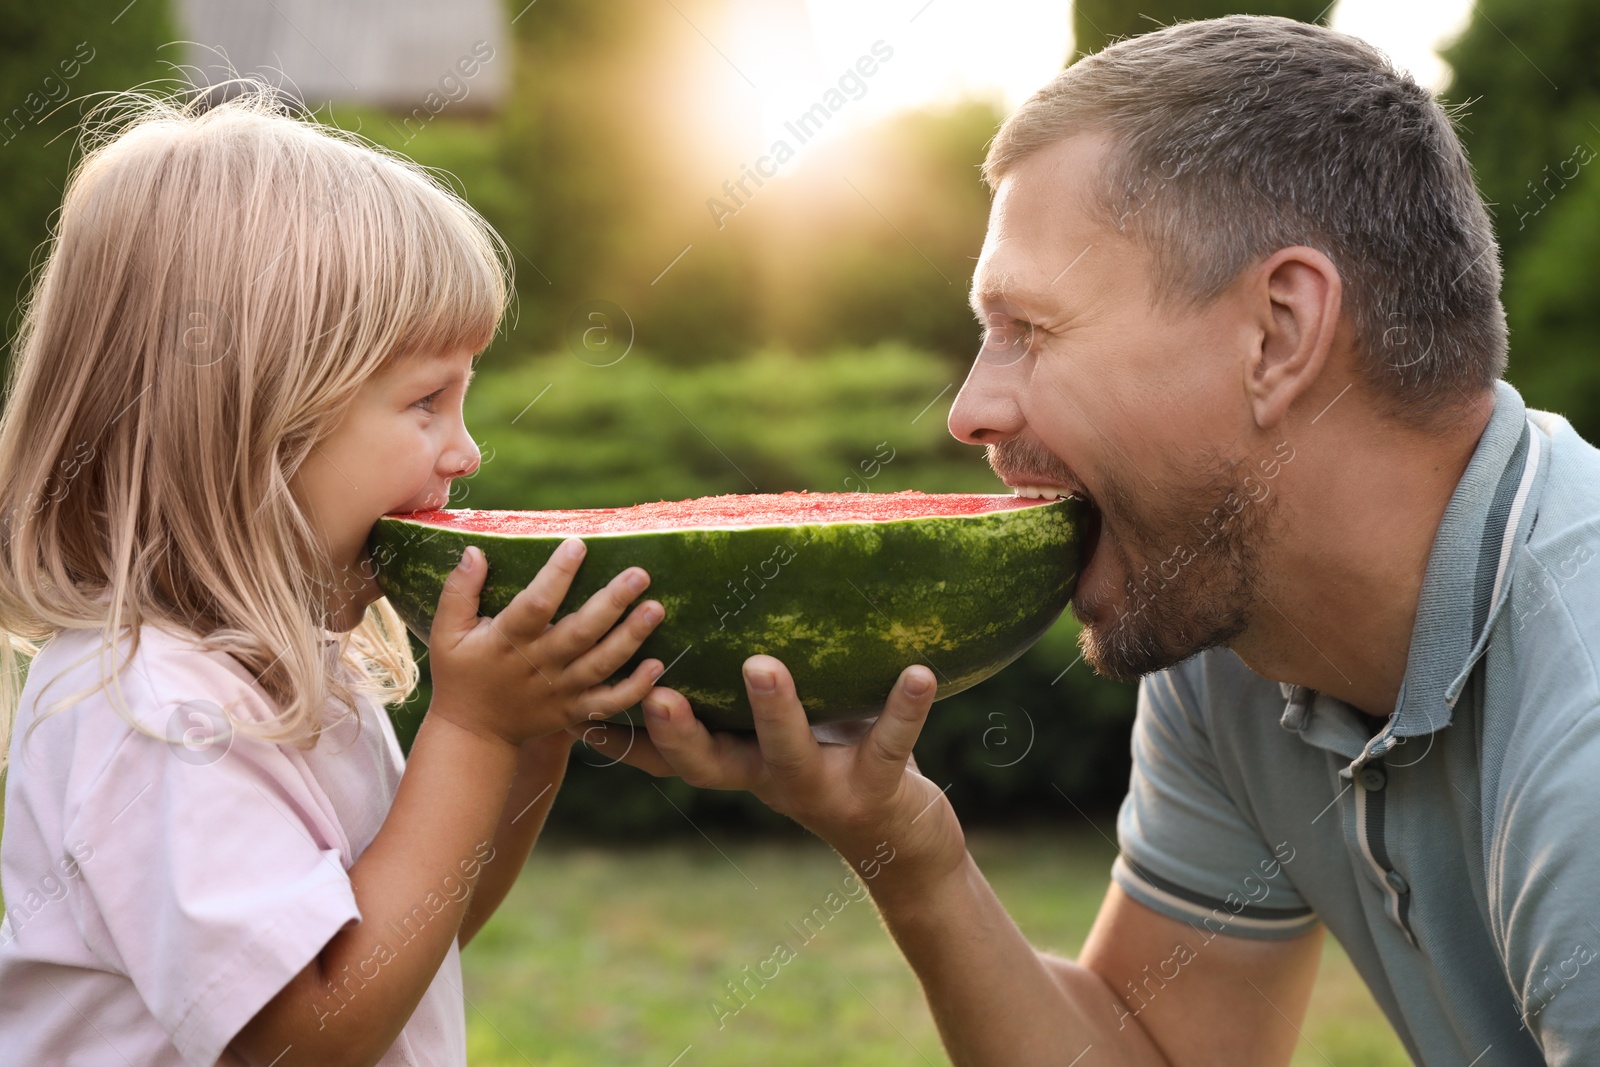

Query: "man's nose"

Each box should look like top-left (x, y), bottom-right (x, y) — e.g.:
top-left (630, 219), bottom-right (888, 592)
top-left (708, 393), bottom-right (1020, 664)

top-left (948, 353), bottom-right (1026, 445)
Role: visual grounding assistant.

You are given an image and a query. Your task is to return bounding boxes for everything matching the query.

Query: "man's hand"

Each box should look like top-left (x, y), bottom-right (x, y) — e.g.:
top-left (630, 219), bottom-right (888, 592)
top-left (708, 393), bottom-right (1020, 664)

top-left (575, 656), bottom-right (1324, 1067)
top-left (574, 655), bottom-right (962, 893)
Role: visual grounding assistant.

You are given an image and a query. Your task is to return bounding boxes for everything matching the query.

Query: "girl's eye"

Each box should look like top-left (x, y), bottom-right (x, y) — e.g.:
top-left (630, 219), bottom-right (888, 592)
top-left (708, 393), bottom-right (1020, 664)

top-left (414, 388), bottom-right (446, 413)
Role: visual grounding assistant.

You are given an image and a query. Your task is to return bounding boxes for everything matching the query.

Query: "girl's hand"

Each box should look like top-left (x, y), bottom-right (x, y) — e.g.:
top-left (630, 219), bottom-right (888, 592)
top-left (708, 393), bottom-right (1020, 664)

top-left (425, 538), bottom-right (665, 749)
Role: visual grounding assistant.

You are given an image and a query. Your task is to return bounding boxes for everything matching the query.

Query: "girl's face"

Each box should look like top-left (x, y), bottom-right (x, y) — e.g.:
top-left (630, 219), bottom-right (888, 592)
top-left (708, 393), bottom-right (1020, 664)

top-left (294, 346), bottom-right (481, 630)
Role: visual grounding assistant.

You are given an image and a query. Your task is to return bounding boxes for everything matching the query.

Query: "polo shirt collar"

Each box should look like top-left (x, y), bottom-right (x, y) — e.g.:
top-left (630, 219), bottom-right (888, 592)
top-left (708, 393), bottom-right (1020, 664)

top-left (1279, 380), bottom-right (1548, 774)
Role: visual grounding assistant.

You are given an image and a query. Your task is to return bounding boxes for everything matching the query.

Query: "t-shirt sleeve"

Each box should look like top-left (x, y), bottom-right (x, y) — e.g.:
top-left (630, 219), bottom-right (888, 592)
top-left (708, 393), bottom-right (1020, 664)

top-left (1491, 699), bottom-right (1600, 1062)
top-left (1111, 660), bottom-right (1318, 940)
top-left (64, 662), bottom-right (363, 1067)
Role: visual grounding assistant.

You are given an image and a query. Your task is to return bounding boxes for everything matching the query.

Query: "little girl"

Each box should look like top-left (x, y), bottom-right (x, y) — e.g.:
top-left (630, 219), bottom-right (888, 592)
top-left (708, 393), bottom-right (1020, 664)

top-left (0, 88), bottom-right (665, 1066)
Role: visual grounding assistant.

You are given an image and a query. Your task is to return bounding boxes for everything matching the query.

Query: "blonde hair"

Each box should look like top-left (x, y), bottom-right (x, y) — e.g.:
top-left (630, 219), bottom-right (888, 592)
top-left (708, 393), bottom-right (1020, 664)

top-left (0, 84), bottom-right (511, 770)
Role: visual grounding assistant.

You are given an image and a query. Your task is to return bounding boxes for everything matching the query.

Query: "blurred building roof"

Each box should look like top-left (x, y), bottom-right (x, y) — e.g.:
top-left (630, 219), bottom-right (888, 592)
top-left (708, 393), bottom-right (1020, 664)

top-left (175, 0), bottom-right (510, 114)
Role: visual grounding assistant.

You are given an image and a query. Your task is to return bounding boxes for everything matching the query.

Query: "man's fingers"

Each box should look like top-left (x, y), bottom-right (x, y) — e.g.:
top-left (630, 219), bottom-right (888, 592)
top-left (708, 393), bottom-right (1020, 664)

top-left (570, 718), bottom-right (678, 777)
top-left (573, 657), bottom-right (664, 720)
top-left (495, 537), bottom-right (586, 643)
top-left (858, 664), bottom-right (937, 786)
top-left (742, 655), bottom-right (821, 781)
top-left (429, 545), bottom-right (487, 647)
top-left (642, 687), bottom-right (766, 791)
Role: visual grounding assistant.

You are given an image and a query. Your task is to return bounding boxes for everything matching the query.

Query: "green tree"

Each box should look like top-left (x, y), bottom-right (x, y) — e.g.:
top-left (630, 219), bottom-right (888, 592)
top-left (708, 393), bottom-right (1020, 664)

top-left (1443, 0), bottom-right (1600, 444)
top-left (0, 0), bottom-right (173, 364)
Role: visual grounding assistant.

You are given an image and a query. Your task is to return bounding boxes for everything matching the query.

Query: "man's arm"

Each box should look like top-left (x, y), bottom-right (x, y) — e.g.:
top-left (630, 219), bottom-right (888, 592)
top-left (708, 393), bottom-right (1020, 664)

top-left (1070, 884), bottom-right (1322, 1065)
top-left (869, 846), bottom-right (1168, 1065)
top-left (867, 835), bottom-right (1321, 1065)
top-left (578, 656), bottom-right (1323, 1067)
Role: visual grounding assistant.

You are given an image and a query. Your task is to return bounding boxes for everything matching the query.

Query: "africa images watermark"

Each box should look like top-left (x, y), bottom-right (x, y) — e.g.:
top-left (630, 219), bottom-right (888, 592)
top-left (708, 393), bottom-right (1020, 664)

top-left (0, 838), bottom-right (94, 949)
top-left (705, 40), bottom-right (896, 230)
top-left (1509, 141), bottom-right (1596, 232)
top-left (713, 538), bottom-right (802, 633)
top-left (307, 839), bottom-right (497, 1029)
top-left (387, 40), bottom-right (496, 147)
top-left (0, 40), bottom-right (96, 148)
top-left (707, 840), bottom-right (897, 1030)
top-left (1522, 940), bottom-right (1596, 1026)
top-left (1112, 841), bottom-right (1299, 1031)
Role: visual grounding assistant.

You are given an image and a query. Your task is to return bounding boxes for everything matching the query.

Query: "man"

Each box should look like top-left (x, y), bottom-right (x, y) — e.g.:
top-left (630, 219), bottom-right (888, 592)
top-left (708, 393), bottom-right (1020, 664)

top-left (581, 15), bottom-right (1600, 1065)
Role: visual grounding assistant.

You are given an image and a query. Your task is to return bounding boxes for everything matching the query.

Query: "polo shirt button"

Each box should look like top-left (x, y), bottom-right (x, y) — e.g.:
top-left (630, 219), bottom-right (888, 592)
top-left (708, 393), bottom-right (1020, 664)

top-left (1386, 869), bottom-right (1410, 895)
top-left (1358, 765), bottom-right (1388, 791)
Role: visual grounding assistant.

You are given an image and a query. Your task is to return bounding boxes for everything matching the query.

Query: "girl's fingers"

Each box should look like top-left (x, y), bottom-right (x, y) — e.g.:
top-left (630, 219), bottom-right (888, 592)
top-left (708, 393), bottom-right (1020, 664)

top-left (857, 664), bottom-right (938, 790)
top-left (742, 656), bottom-right (820, 783)
top-left (495, 538), bottom-right (587, 644)
top-left (641, 687), bottom-right (766, 791)
top-left (565, 600), bottom-right (665, 688)
top-left (572, 657), bottom-right (664, 719)
top-left (542, 566), bottom-right (653, 664)
top-left (430, 545), bottom-right (488, 647)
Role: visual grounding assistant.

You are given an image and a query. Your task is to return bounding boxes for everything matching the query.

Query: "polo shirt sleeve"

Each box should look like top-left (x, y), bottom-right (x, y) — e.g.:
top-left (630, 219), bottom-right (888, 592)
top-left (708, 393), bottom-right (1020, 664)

top-left (64, 662), bottom-right (363, 1067)
top-left (1111, 661), bottom-right (1319, 940)
top-left (1491, 697), bottom-right (1600, 1061)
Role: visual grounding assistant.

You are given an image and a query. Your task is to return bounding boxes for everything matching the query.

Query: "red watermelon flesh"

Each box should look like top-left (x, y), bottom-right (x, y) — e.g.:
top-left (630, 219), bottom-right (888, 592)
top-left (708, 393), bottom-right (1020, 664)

top-left (396, 490), bottom-right (1046, 536)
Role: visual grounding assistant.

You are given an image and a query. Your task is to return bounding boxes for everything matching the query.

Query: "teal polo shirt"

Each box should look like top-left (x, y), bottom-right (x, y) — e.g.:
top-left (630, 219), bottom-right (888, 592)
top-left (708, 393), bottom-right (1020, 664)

top-left (1110, 379), bottom-right (1600, 1065)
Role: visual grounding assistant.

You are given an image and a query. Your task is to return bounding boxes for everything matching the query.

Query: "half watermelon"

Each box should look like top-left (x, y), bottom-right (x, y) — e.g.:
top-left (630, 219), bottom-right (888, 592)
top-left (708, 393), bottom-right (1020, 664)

top-left (367, 491), bottom-right (1083, 729)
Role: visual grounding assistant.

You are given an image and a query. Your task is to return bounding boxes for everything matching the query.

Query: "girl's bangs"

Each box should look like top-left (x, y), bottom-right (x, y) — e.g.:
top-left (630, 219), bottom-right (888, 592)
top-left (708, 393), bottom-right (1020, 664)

top-left (377, 169), bottom-right (511, 364)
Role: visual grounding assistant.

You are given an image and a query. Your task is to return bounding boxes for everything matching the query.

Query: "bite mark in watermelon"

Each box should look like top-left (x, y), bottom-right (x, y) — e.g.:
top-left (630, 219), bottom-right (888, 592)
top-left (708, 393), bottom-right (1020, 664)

top-left (367, 490), bottom-right (1084, 729)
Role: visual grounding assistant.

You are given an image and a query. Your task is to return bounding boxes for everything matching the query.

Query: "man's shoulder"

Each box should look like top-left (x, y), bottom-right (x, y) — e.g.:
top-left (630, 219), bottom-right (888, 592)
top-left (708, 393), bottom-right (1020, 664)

top-left (1483, 411), bottom-right (1600, 786)
top-left (1507, 408), bottom-right (1600, 679)
top-left (1143, 647), bottom-right (1286, 728)
top-left (1527, 406), bottom-right (1600, 536)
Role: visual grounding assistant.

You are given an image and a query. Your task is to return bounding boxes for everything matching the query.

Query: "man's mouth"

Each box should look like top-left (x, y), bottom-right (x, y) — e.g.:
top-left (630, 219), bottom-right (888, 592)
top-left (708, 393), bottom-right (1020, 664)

top-left (1007, 480), bottom-right (1103, 581)
top-left (1007, 483), bottom-right (1072, 501)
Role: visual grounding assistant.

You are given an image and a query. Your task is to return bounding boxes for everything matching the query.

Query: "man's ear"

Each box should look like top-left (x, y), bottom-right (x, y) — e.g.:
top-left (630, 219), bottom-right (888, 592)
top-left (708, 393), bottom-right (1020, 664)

top-left (1243, 246), bottom-right (1342, 431)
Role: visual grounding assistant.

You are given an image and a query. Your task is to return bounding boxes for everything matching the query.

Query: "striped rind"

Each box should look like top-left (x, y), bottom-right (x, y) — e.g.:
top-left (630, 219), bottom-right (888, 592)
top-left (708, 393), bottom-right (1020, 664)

top-left (367, 496), bottom-right (1083, 729)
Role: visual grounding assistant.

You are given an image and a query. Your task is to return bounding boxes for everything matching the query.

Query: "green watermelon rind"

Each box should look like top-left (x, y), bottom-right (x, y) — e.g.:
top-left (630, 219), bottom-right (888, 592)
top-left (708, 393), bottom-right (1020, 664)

top-left (366, 496), bottom-right (1083, 730)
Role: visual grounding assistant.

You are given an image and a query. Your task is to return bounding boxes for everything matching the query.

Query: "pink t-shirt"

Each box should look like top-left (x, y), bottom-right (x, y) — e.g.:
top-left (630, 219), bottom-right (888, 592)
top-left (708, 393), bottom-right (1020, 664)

top-left (0, 624), bottom-right (466, 1066)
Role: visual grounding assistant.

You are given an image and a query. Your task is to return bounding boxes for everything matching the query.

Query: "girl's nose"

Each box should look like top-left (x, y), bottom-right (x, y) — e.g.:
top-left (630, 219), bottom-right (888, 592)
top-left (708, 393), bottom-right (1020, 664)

top-left (447, 415), bottom-right (482, 476)
top-left (446, 438), bottom-right (480, 478)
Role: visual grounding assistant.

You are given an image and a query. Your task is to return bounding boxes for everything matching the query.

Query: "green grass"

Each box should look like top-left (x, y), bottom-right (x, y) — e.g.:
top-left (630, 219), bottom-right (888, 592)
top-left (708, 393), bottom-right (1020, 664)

top-left (460, 828), bottom-right (1411, 1066)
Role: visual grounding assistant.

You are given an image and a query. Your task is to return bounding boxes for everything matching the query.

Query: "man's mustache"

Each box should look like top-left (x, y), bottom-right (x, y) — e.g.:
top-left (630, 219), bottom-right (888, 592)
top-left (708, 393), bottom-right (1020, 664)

top-left (986, 438), bottom-right (1083, 496)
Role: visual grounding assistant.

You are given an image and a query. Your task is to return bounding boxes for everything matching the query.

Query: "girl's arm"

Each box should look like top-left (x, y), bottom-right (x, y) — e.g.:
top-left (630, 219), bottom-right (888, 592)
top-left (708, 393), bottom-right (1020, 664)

top-left (230, 712), bottom-right (521, 1067)
top-left (230, 544), bottom-right (663, 1067)
top-left (457, 732), bottom-right (573, 949)
top-left (228, 710), bottom-right (515, 1067)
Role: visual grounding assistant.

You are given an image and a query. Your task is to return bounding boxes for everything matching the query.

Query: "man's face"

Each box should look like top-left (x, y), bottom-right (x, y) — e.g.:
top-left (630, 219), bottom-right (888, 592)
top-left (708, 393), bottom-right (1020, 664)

top-left (950, 132), bottom-right (1278, 681)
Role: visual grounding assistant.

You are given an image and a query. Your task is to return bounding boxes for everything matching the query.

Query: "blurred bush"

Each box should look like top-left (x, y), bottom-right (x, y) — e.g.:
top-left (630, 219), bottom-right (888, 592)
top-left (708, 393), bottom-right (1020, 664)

top-left (0, 0), bottom-right (172, 347)
top-left (1443, 0), bottom-right (1600, 446)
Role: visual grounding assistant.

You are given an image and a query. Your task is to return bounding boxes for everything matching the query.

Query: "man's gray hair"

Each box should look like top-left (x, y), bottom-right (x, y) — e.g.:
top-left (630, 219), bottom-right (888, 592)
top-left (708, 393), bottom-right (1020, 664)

top-left (984, 15), bottom-right (1506, 427)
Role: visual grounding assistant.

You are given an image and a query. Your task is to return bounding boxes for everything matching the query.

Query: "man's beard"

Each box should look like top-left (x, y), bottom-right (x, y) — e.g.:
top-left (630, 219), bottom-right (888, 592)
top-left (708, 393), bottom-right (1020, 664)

top-left (989, 436), bottom-right (1273, 682)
